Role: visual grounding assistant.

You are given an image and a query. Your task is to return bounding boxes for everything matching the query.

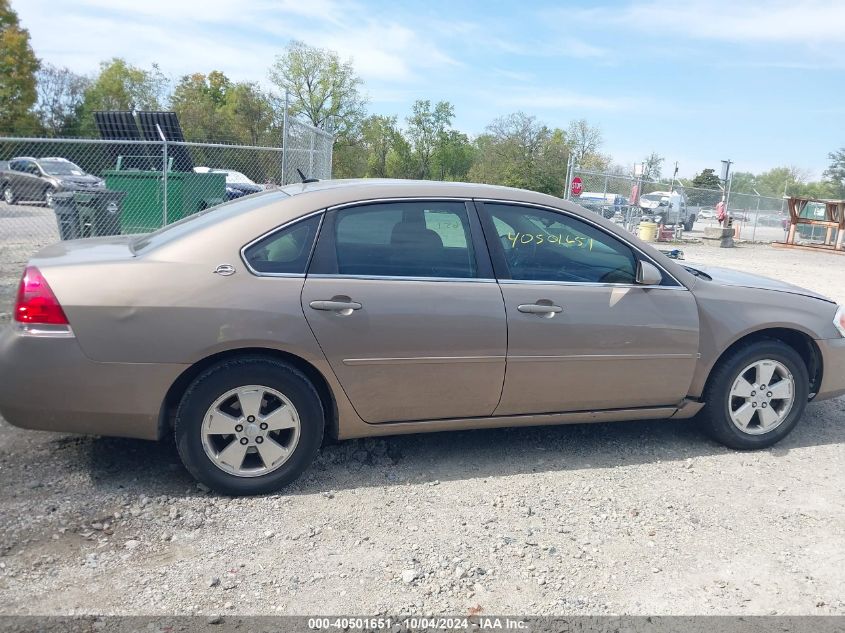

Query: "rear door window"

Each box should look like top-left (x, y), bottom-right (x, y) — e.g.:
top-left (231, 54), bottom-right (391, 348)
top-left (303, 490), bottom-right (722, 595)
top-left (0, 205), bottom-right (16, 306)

top-left (324, 201), bottom-right (478, 279)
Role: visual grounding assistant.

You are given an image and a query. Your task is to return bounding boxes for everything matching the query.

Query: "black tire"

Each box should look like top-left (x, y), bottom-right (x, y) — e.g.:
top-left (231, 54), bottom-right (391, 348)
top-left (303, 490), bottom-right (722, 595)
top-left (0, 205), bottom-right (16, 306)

top-left (44, 187), bottom-right (56, 207)
top-left (683, 217), bottom-right (695, 232)
top-left (700, 340), bottom-right (808, 450)
top-left (175, 356), bottom-right (324, 495)
top-left (2, 184), bottom-right (15, 205)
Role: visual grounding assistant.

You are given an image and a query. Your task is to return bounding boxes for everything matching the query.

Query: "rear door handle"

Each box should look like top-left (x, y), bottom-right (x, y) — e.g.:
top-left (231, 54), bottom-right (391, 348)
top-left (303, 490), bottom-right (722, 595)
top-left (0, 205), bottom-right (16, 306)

top-left (309, 300), bottom-right (362, 315)
top-left (518, 303), bottom-right (563, 318)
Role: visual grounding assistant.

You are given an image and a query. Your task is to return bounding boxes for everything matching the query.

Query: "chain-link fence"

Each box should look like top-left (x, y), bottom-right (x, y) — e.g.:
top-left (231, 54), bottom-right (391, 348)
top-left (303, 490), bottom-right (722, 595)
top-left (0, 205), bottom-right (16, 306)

top-left (566, 167), bottom-right (789, 243)
top-left (0, 119), bottom-right (332, 322)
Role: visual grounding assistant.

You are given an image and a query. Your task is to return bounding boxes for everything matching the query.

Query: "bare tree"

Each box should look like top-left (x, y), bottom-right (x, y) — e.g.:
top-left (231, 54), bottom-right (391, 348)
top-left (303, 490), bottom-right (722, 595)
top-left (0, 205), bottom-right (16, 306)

top-left (35, 64), bottom-right (90, 136)
top-left (566, 119), bottom-right (603, 164)
top-left (641, 151), bottom-right (665, 181)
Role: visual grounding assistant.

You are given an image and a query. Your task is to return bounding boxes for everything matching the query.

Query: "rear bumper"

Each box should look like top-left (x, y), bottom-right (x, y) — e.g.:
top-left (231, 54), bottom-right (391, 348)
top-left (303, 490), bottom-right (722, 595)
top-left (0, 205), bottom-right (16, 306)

top-left (815, 337), bottom-right (845, 401)
top-left (0, 326), bottom-right (187, 440)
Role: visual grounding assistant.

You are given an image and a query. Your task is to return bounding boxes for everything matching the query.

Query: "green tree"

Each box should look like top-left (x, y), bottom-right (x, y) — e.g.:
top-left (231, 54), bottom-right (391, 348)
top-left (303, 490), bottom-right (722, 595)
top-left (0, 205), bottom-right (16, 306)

top-left (754, 166), bottom-right (810, 198)
top-left (385, 132), bottom-right (416, 179)
top-left (223, 82), bottom-right (277, 145)
top-left (468, 112), bottom-right (569, 195)
top-left (269, 40), bottom-right (366, 142)
top-left (35, 64), bottom-right (90, 136)
top-left (80, 58), bottom-right (168, 133)
top-left (824, 148), bottom-right (845, 197)
top-left (405, 100), bottom-right (454, 180)
top-left (432, 129), bottom-right (475, 181)
top-left (360, 114), bottom-right (400, 177)
top-left (170, 71), bottom-right (232, 141)
top-left (685, 168), bottom-right (722, 206)
top-left (0, 0), bottom-right (39, 132)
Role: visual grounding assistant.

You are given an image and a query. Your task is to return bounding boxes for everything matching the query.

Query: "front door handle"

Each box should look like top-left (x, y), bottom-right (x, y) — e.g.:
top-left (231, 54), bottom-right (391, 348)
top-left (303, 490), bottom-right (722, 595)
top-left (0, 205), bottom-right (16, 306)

top-left (518, 303), bottom-right (563, 318)
top-left (309, 299), bottom-right (362, 315)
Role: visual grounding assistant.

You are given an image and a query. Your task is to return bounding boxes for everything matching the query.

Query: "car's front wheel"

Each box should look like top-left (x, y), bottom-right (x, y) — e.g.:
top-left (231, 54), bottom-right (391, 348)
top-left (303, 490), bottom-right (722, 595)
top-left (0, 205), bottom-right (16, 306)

top-left (701, 340), bottom-right (808, 449)
top-left (44, 187), bottom-right (56, 207)
top-left (2, 184), bottom-right (15, 205)
top-left (175, 356), bottom-right (324, 495)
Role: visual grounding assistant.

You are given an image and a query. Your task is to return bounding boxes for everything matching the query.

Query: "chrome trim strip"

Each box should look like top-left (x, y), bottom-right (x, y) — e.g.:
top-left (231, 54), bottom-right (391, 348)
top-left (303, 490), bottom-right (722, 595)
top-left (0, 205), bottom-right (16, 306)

top-left (475, 197), bottom-right (688, 289)
top-left (240, 209), bottom-right (325, 278)
top-left (508, 353), bottom-right (696, 362)
top-left (308, 274), bottom-right (495, 283)
top-left (497, 279), bottom-right (687, 290)
top-left (15, 322), bottom-right (75, 338)
top-left (343, 355), bottom-right (505, 366)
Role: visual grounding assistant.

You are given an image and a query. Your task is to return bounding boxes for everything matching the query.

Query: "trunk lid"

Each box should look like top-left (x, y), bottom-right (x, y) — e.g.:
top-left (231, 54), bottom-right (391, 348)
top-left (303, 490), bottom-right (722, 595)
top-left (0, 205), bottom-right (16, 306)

top-left (30, 235), bottom-right (136, 267)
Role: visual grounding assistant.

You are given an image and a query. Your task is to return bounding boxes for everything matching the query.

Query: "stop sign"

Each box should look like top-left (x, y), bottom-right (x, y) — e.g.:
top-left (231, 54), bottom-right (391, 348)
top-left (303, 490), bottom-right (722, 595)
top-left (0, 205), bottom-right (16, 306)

top-left (571, 176), bottom-right (583, 196)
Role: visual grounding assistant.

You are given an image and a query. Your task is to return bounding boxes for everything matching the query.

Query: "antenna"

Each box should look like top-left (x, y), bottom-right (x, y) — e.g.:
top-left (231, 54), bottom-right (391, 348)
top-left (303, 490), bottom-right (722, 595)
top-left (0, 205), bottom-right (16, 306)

top-left (296, 168), bottom-right (319, 184)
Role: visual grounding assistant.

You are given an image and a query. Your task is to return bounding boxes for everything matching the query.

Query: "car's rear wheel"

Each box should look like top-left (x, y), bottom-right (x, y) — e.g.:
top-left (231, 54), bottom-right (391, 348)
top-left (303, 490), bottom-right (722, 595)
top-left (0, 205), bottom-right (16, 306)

top-left (701, 340), bottom-right (808, 449)
top-left (3, 184), bottom-right (15, 205)
top-left (175, 356), bottom-right (324, 495)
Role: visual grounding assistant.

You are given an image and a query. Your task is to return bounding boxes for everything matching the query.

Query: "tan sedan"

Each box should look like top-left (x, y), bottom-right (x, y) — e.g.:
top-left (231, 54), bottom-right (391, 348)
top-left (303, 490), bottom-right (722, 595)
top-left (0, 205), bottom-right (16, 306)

top-left (2, 180), bottom-right (845, 495)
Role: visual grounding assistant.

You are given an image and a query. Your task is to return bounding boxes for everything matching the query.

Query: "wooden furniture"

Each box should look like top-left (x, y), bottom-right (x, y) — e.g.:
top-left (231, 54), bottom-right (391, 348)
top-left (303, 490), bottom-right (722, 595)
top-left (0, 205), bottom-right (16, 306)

top-left (777, 196), bottom-right (845, 253)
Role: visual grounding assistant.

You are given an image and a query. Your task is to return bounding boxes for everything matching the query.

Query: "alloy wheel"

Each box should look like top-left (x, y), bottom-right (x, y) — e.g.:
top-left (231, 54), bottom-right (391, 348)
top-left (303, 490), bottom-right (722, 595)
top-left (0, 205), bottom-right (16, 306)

top-left (3, 187), bottom-right (14, 205)
top-left (728, 359), bottom-right (795, 435)
top-left (200, 385), bottom-right (301, 477)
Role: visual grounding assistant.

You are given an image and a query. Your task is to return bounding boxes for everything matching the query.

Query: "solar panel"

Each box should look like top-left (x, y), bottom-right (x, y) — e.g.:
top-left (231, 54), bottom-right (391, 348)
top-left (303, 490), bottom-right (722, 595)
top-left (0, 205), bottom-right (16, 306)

top-left (136, 111), bottom-right (193, 171)
top-left (93, 110), bottom-right (155, 170)
top-left (94, 111), bottom-right (141, 140)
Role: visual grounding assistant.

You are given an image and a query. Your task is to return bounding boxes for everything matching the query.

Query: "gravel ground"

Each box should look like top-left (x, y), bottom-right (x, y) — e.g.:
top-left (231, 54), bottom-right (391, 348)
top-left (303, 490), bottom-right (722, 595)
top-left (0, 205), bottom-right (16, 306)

top-left (0, 234), bottom-right (843, 616)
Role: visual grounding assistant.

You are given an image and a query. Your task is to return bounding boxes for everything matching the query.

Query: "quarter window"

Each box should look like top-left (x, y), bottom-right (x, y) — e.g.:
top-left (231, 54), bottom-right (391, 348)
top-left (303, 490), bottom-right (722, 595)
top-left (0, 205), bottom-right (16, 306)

top-left (243, 214), bottom-right (321, 274)
top-left (483, 203), bottom-right (638, 284)
top-left (331, 202), bottom-right (477, 278)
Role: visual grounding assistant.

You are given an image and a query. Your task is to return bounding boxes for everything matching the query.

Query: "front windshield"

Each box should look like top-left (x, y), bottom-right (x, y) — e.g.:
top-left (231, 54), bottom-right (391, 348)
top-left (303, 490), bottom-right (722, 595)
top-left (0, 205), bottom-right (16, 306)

top-left (641, 194), bottom-right (666, 202)
top-left (39, 160), bottom-right (85, 176)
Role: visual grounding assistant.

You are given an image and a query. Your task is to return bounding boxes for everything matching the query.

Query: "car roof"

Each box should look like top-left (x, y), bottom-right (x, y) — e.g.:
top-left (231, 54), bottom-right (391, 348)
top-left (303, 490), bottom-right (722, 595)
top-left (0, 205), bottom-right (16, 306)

top-left (276, 178), bottom-right (570, 207)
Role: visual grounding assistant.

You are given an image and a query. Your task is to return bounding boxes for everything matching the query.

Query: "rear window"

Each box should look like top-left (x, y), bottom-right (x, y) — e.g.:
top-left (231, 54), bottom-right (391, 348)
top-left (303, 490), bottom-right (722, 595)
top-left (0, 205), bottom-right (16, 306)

top-left (131, 190), bottom-right (290, 253)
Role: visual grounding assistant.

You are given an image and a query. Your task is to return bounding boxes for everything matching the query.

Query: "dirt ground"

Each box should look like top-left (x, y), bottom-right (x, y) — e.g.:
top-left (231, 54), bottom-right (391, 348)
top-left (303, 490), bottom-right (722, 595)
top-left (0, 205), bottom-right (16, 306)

top-left (0, 238), bottom-right (843, 617)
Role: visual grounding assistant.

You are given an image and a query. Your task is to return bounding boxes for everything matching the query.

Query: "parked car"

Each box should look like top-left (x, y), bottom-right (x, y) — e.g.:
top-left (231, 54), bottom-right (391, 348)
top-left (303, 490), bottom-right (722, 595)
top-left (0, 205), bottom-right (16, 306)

top-left (577, 192), bottom-right (627, 219)
top-left (1, 157), bottom-right (104, 206)
top-left (2, 179), bottom-right (844, 495)
top-left (639, 190), bottom-right (696, 230)
top-left (194, 167), bottom-right (264, 200)
top-left (698, 208), bottom-right (715, 220)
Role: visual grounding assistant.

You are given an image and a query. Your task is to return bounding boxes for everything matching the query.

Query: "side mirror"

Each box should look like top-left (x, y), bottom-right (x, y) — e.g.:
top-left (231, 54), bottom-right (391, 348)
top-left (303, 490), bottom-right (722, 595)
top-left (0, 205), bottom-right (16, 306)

top-left (636, 260), bottom-right (663, 285)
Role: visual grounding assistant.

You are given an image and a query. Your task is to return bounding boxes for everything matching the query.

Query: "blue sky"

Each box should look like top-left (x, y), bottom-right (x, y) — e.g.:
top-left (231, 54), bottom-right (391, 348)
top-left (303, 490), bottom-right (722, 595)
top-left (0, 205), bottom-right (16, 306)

top-left (16, 0), bottom-right (845, 178)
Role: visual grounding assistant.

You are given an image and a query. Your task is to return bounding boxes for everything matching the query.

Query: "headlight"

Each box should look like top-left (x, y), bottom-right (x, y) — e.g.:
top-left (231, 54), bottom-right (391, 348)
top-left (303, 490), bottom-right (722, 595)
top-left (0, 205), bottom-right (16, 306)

top-left (835, 305), bottom-right (845, 338)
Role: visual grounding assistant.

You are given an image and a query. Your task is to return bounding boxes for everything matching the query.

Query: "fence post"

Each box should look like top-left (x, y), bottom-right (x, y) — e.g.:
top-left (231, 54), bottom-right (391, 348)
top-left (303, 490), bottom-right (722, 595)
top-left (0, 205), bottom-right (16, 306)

top-left (156, 124), bottom-right (168, 226)
top-left (751, 195), bottom-right (760, 242)
top-left (564, 155), bottom-right (572, 200)
top-left (309, 130), bottom-right (315, 178)
top-left (281, 91), bottom-right (289, 185)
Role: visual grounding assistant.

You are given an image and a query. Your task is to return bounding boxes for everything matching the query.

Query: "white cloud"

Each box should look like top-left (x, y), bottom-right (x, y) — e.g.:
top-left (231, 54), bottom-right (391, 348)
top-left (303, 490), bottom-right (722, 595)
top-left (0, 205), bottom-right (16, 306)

top-left (572, 0), bottom-right (845, 43)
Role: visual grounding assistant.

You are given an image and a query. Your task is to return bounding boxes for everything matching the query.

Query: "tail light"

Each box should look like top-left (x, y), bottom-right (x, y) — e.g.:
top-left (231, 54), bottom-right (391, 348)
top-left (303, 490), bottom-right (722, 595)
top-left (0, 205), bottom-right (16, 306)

top-left (14, 266), bottom-right (69, 325)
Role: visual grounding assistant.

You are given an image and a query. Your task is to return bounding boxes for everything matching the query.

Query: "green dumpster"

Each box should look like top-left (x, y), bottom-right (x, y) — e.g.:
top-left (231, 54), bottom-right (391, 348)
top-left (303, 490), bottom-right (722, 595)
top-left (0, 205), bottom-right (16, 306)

top-left (103, 170), bottom-right (225, 233)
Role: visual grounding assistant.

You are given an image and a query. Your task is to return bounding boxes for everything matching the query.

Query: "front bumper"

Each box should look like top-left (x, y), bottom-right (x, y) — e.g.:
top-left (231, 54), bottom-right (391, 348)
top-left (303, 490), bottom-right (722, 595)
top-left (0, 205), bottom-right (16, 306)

top-left (815, 337), bottom-right (845, 401)
top-left (0, 326), bottom-right (187, 440)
